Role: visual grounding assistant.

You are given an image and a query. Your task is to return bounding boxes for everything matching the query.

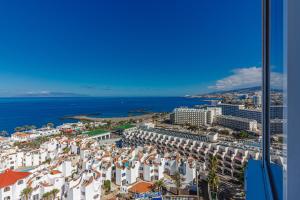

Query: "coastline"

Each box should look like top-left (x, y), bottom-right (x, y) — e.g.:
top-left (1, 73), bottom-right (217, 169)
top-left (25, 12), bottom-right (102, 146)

top-left (64, 113), bottom-right (156, 122)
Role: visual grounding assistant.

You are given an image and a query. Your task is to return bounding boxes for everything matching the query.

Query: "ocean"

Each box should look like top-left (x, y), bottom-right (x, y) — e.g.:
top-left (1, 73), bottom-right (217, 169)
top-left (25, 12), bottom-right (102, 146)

top-left (0, 97), bottom-right (210, 134)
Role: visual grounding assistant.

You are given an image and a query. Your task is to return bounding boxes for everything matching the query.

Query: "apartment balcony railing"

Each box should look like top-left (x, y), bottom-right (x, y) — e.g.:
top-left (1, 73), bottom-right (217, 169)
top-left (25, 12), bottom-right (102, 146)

top-left (224, 157), bottom-right (233, 163)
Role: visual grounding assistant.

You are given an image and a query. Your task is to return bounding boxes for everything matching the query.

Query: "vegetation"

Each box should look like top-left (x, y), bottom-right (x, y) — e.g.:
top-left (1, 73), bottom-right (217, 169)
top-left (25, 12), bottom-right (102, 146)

top-left (219, 129), bottom-right (230, 135)
top-left (42, 189), bottom-right (59, 200)
top-left (50, 189), bottom-right (59, 199)
top-left (234, 130), bottom-right (252, 139)
top-left (85, 129), bottom-right (108, 136)
top-left (113, 124), bottom-right (134, 130)
top-left (153, 179), bottom-right (165, 193)
top-left (42, 192), bottom-right (51, 200)
top-left (0, 130), bottom-right (8, 137)
top-left (187, 124), bottom-right (198, 132)
top-left (173, 171), bottom-right (182, 195)
top-left (46, 122), bottom-right (55, 128)
top-left (43, 158), bottom-right (52, 164)
top-left (21, 187), bottom-right (33, 200)
top-left (152, 114), bottom-right (159, 122)
top-left (237, 166), bottom-right (245, 187)
top-left (63, 147), bottom-right (71, 154)
top-left (208, 170), bottom-right (220, 193)
top-left (103, 180), bottom-right (111, 193)
top-left (14, 125), bottom-right (37, 132)
top-left (207, 156), bottom-right (220, 198)
top-left (14, 136), bottom-right (51, 149)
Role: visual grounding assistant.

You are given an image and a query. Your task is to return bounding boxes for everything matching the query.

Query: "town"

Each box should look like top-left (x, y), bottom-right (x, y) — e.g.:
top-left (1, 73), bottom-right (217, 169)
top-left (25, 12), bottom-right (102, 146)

top-left (0, 92), bottom-right (285, 200)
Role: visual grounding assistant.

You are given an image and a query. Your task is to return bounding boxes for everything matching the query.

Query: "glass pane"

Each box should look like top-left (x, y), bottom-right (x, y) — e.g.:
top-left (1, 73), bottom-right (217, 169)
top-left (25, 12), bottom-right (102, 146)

top-left (0, 1), bottom-right (271, 200)
top-left (269, 0), bottom-right (285, 199)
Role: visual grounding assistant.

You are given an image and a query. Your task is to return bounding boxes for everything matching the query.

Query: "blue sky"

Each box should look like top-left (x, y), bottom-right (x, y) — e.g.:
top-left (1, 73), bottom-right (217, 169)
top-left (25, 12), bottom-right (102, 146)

top-left (0, 0), bottom-right (283, 97)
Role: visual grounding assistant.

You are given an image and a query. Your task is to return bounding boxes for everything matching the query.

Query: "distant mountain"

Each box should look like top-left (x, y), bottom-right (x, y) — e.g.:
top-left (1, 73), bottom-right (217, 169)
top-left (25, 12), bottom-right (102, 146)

top-left (16, 92), bottom-right (89, 98)
top-left (199, 86), bottom-right (282, 96)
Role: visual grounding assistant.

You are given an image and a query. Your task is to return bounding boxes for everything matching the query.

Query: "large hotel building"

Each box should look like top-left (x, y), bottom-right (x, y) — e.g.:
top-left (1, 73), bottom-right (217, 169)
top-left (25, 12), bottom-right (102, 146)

top-left (218, 104), bottom-right (284, 123)
top-left (215, 115), bottom-right (258, 131)
top-left (170, 107), bottom-right (222, 126)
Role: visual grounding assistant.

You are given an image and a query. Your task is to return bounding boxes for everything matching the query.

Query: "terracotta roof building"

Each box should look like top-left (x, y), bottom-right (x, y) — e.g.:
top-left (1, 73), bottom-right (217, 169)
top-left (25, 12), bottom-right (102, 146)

top-left (0, 169), bottom-right (31, 188)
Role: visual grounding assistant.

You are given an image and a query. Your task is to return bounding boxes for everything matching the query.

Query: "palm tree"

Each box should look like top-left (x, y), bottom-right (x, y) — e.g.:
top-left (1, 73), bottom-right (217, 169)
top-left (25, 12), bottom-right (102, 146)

top-left (209, 156), bottom-right (218, 171)
top-left (173, 171), bottom-right (182, 195)
top-left (103, 180), bottom-right (111, 193)
top-left (0, 130), bottom-right (8, 137)
top-left (106, 120), bottom-right (112, 130)
top-left (21, 187), bottom-right (33, 200)
top-left (207, 170), bottom-right (219, 195)
top-left (50, 188), bottom-right (59, 200)
top-left (207, 156), bottom-right (220, 199)
top-left (187, 125), bottom-right (198, 132)
top-left (153, 179), bottom-right (165, 193)
top-left (238, 166), bottom-right (245, 187)
top-left (30, 125), bottom-right (37, 130)
top-left (23, 125), bottom-right (31, 131)
top-left (47, 122), bottom-right (54, 128)
top-left (42, 192), bottom-right (51, 200)
top-left (14, 126), bottom-right (23, 132)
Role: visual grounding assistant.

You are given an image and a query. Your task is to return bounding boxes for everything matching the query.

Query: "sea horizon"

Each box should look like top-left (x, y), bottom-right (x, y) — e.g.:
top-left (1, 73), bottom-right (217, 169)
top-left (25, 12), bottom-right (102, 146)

top-left (0, 96), bottom-right (213, 134)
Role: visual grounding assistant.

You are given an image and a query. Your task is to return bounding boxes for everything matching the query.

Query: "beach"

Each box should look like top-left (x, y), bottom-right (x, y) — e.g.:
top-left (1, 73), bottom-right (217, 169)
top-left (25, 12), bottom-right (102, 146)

top-left (64, 113), bottom-right (156, 122)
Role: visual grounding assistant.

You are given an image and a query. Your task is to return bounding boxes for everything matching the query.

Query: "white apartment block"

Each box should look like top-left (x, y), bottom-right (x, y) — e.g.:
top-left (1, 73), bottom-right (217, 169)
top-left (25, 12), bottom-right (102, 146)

top-left (253, 94), bottom-right (262, 107)
top-left (215, 115), bottom-right (258, 131)
top-left (123, 127), bottom-right (261, 179)
top-left (218, 103), bottom-right (284, 124)
top-left (270, 119), bottom-right (285, 134)
top-left (0, 170), bottom-right (31, 200)
top-left (171, 107), bottom-right (221, 127)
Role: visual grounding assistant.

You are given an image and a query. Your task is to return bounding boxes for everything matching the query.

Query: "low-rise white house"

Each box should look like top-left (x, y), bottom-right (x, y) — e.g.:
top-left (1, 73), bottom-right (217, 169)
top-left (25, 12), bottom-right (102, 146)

top-left (0, 169), bottom-right (31, 200)
top-left (11, 132), bottom-right (35, 142)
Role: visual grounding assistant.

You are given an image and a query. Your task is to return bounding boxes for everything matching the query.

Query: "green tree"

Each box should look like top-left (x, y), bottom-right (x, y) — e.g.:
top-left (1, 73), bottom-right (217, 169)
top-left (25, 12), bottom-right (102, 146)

top-left (207, 170), bottom-right (220, 194)
top-left (153, 179), bottom-right (165, 193)
top-left (21, 187), bottom-right (33, 200)
top-left (173, 171), bottom-right (182, 195)
top-left (0, 130), bottom-right (8, 137)
top-left (106, 120), bottom-right (112, 130)
top-left (14, 126), bottom-right (23, 132)
top-left (50, 188), bottom-right (59, 200)
top-left (103, 180), bottom-right (111, 193)
top-left (209, 156), bottom-right (218, 171)
top-left (42, 192), bottom-right (51, 200)
top-left (237, 166), bottom-right (245, 187)
top-left (207, 156), bottom-right (220, 199)
top-left (47, 122), bottom-right (55, 128)
top-left (30, 125), bottom-right (37, 130)
top-left (187, 125), bottom-right (198, 132)
top-left (63, 147), bottom-right (70, 154)
top-left (23, 125), bottom-right (31, 131)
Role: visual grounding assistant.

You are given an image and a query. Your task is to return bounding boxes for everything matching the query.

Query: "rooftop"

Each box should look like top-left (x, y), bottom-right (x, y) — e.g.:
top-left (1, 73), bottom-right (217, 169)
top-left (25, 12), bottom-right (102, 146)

top-left (0, 169), bottom-right (31, 188)
top-left (129, 181), bottom-right (153, 194)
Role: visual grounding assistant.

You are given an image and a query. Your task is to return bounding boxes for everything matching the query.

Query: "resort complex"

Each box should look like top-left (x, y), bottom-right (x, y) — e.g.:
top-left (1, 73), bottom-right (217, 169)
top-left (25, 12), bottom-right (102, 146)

top-left (0, 95), bottom-right (285, 200)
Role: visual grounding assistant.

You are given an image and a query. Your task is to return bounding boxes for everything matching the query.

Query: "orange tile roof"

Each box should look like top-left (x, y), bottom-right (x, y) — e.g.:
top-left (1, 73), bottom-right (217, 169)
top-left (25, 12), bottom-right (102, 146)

top-left (128, 181), bottom-right (153, 194)
top-left (13, 132), bottom-right (31, 137)
top-left (0, 169), bottom-right (31, 188)
top-left (50, 170), bottom-right (61, 175)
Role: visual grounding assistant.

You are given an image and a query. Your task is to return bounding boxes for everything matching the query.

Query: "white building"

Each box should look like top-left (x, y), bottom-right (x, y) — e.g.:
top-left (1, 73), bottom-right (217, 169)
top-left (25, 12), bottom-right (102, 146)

top-left (0, 169), bottom-right (31, 200)
top-left (215, 115), bottom-right (258, 131)
top-left (11, 132), bottom-right (35, 142)
top-left (253, 94), bottom-right (262, 107)
top-left (171, 107), bottom-right (221, 127)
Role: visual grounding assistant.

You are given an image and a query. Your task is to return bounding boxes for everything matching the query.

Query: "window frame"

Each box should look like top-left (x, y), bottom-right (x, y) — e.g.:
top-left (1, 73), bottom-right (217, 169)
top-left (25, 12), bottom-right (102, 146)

top-left (262, 0), bottom-right (281, 199)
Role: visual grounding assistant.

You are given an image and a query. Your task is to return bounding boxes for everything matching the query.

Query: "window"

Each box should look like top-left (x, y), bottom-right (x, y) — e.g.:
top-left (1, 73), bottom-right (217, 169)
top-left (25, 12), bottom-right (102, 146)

top-left (33, 194), bottom-right (39, 200)
top-left (245, 0), bottom-right (284, 199)
top-left (4, 187), bottom-right (10, 192)
top-left (17, 180), bottom-right (24, 185)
